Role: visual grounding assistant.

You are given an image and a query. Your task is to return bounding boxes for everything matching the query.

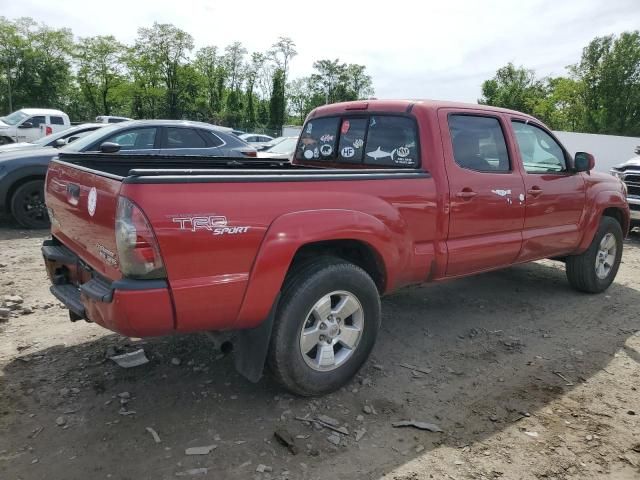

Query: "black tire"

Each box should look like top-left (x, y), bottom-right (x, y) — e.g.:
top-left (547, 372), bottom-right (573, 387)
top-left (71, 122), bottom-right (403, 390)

top-left (566, 217), bottom-right (623, 293)
top-left (10, 179), bottom-right (50, 229)
top-left (268, 257), bottom-right (381, 396)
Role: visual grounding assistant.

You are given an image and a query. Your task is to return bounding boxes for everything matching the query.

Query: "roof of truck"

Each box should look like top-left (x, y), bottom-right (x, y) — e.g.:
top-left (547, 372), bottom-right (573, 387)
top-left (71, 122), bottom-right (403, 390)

top-left (311, 99), bottom-right (536, 120)
top-left (19, 108), bottom-right (68, 116)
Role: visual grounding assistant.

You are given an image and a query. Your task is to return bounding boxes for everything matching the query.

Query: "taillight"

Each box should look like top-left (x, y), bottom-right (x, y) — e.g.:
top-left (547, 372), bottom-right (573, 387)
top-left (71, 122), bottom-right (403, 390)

top-left (45, 126), bottom-right (52, 136)
top-left (115, 196), bottom-right (166, 279)
top-left (241, 149), bottom-right (257, 157)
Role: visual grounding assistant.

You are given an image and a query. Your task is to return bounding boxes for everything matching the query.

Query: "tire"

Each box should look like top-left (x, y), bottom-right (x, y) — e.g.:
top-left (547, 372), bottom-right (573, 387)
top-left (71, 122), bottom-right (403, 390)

top-left (268, 257), bottom-right (381, 396)
top-left (566, 216), bottom-right (623, 293)
top-left (10, 179), bottom-right (50, 229)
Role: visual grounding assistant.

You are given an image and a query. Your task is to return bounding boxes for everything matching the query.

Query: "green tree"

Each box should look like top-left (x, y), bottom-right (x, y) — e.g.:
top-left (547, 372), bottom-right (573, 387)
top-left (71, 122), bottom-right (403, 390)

top-left (75, 35), bottom-right (127, 116)
top-left (134, 23), bottom-right (194, 118)
top-left (570, 31), bottom-right (640, 136)
top-left (269, 68), bottom-right (285, 130)
top-left (479, 62), bottom-right (546, 115)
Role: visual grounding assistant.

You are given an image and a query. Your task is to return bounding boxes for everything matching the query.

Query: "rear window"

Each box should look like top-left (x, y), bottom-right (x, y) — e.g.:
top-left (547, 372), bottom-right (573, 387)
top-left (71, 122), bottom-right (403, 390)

top-left (295, 115), bottom-right (419, 167)
top-left (50, 116), bottom-right (65, 125)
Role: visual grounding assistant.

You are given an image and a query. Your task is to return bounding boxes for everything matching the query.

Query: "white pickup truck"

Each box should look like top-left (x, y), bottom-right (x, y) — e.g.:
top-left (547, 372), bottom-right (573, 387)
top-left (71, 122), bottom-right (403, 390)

top-left (0, 108), bottom-right (71, 145)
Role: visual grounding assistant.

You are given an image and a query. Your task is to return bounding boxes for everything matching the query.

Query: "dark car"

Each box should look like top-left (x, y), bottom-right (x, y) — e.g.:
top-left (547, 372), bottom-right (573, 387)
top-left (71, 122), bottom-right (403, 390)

top-left (0, 120), bottom-right (257, 229)
top-left (0, 123), bottom-right (106, 154)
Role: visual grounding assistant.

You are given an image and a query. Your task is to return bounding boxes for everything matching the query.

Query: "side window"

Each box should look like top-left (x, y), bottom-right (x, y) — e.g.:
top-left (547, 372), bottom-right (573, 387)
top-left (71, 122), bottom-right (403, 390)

top-left (338, 118), bottom-right (367, 163)
top-left (296, 117), bottom-right (339, 161)
top-left (448, 115), bottom-right (510, 172)
top-left (165, 128), bottom-right (207, 149)
top-left (202, 130), bottom-right (224, 147)
top-left (28, 116), bottom-right (46, 128)
top-left (50, 116), bottom-right (65, 125)
top-left (512, 121), bottom-right (566, 173)
top-left (104, 128), bottom-right (156, 150)
top-left (364, 116), bottom-right (418, 167)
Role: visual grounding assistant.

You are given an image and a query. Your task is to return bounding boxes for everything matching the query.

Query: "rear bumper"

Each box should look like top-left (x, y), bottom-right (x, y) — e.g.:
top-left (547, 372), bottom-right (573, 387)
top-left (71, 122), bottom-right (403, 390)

top-left (42, 239), bottom-right (175, 337)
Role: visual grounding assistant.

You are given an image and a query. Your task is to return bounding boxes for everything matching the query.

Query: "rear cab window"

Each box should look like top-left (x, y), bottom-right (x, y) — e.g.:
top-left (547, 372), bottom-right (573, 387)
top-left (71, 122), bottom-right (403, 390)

top-left (296, 114), bottom-right (419, 168)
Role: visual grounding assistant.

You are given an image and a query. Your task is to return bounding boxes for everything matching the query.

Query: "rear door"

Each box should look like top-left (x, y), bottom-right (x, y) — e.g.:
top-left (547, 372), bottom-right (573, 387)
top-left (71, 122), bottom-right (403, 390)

top-left (508, 119), bottom-right (586, 260)
top-left (439, 109), bottom-right (526, 277)
top-left (159, 126), bottom-right (213, 155)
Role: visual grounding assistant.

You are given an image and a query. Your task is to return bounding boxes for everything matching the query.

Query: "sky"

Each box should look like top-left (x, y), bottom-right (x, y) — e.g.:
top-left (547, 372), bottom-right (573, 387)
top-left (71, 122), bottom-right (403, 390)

top-left (2, 0), bottom-right (640, 102)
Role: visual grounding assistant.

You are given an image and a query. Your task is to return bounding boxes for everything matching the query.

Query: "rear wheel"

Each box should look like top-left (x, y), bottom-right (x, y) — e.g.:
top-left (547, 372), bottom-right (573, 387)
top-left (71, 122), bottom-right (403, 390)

top-left (10, 179), bottom-right (50, 229)
top-left (566, 217), bottom-right (623, 293)
top-left (268, 257), bottom-right (381, 396)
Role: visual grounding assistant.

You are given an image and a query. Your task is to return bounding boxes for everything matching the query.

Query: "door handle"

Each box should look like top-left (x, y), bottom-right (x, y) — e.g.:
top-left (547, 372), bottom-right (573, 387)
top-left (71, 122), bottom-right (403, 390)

top-left (66, 183), bottom-right (80, 206)
top-left (527, 186), bottom-right (543, 197)
top-left (456, 189), bottom-right (478, 200)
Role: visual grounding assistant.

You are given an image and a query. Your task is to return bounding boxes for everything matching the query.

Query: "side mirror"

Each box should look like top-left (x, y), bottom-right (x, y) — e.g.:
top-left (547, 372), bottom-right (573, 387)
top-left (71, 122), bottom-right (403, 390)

top-left (574, 152), bottom-right (595, 173)
top-left (99, 142), bottom-right (121, 153)
top-left (54, 138), bottom-right (67, 147)
top-left (19, 122), bottom-right (33, 129)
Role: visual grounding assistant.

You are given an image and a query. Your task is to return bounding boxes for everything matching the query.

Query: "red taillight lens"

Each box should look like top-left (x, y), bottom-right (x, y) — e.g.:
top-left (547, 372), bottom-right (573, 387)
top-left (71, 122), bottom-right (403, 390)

top-left (45, 126), bottom-right (52, 136)
top-left (115, 196), bottom-right (166, 279)
top-left (241, 149), bottom-right (257, 157)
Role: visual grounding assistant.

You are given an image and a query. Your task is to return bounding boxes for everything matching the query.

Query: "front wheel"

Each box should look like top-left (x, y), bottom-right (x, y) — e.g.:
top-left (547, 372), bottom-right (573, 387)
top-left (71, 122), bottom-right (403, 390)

top-left (566, 216), bottom-right (623, 293)
top-left (10, 179), bottom-right (50, 229)
top-left (268, 258), bottom-right (381, 396)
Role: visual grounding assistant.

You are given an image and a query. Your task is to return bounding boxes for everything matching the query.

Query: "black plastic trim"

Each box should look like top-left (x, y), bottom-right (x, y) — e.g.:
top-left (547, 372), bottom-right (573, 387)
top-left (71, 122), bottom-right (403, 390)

top-left (124, 171), bottom-right (431, 184)
top-left (50, 284), bottom-right (86, 318)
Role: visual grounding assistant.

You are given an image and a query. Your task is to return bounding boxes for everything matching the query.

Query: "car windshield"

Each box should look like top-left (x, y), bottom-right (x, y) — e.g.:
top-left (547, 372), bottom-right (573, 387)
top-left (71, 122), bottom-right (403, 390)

top-left (1, 110), bottom-right (29, 126)
top-left (61, 124), bottom-right (122, 152)
top-left (266, 137), bottom-right (297, 154)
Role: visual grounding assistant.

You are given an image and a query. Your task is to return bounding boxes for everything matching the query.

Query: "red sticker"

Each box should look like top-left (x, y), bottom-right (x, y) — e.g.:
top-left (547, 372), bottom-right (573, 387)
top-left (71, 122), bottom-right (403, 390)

top-left (341, 120), bottom-right (350, 134)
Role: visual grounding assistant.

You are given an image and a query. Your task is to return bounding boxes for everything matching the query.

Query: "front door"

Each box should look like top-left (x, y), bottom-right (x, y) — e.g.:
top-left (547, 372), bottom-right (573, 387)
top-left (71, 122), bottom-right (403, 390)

top-left (509, 120), bottom-right (586, 261)
top-left (440, 111), bottom-right (526, 277)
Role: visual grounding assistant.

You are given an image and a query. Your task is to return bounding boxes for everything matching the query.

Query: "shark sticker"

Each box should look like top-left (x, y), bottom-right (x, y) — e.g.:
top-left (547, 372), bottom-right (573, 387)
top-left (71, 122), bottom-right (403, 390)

top-left (366, 147), bottom-right (395, 161)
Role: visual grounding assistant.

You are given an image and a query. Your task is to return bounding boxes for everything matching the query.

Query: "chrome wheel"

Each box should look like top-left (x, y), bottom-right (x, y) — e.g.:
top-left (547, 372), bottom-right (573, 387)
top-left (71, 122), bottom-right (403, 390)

top-left (299, 290), bottom-right (364, 372)
top-left (595, 233), bottom-right (616, 280)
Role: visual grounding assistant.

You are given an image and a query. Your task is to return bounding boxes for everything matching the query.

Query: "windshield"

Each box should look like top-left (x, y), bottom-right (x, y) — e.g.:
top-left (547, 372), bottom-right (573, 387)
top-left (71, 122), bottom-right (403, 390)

top-left (61, 124), bottom-right (121, 152)
top-left (32, 125), bottom-right (88, 146)
top-left (1, 110), bottom-right (29, 126)
top-left (267, 137), bottom-right (297, 154)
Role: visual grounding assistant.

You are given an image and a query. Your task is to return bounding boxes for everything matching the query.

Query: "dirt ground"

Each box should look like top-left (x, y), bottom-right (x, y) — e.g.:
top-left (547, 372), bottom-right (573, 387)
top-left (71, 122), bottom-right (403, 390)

top-left (0, 220), bottom-right (639, 480)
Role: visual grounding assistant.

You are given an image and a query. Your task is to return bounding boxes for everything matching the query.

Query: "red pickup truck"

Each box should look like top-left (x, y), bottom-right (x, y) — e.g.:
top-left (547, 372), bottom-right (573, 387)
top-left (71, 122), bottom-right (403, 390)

top-left (42, 100), bottom-right (630, 395)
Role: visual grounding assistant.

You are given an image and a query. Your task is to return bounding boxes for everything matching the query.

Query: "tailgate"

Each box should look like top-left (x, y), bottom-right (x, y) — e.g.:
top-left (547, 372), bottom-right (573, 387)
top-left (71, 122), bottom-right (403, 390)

top-left (45, 159), bottom-right (123, 281)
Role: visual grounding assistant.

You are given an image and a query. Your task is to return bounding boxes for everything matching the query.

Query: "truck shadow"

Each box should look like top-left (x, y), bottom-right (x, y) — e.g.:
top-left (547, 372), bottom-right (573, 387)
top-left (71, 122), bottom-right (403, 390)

top-left (2, 246), bottom-right (640, 479)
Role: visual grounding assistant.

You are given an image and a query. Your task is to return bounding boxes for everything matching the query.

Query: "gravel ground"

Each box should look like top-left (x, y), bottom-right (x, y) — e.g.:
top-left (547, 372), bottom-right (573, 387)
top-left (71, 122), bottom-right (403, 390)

top-left (0, 221), bottom-right (639, 480)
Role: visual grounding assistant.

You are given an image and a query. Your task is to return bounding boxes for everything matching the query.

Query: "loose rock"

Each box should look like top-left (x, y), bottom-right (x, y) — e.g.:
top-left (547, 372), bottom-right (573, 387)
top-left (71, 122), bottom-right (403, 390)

top-left (55, 416), bottom-right (66, 426)
top-left (256, 464), bottom-right (272, 473)
top-left (185, 445), bottom-right (217, 455)
top-left (327, 434), bottom-right (341, 446)
top-left (274, 428), bottom-right (298, 455)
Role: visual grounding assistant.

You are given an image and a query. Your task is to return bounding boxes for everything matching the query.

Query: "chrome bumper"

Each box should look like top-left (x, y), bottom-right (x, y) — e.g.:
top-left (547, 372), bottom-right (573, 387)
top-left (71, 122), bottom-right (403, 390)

top-left (628, 196), bottom-right (640, 221)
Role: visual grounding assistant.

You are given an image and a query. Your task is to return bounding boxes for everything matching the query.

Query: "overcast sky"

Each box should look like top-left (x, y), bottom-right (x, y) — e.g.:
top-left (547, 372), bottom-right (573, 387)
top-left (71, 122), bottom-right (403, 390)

top-left (3, 0), bottom-right (640, 102)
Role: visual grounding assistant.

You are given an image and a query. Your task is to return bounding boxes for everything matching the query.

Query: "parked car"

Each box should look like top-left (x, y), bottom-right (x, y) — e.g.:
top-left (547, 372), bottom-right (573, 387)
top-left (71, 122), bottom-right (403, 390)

top-left (260, 136), bottom-right (288, 150)
top-left (1, 120), bottom-right (257, 229)
top-left (0, 123), bottom-right (105, 154)
top-left (257, 137), bottom-right (297, 160)
top-left (239, 133), bottom-right (274, 150)
top-left (610, 145), bottom-right (640, 227)
top-left (42, 99), bottom-right (629, 396)
top-left (95, 115), bottom-right (132, 124)
top-left (0, 108), bottom-right (70, 145)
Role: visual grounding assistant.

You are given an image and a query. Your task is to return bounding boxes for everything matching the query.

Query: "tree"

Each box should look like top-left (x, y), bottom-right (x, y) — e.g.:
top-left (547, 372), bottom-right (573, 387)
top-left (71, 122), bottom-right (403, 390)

top-left (269, 68), bottom-right (285, 130)
top-left (244, 53), bottom-right (265, 129)
top-left (133, 23), bottom-right (194, 118)
top-left (569, 31), bottom-right (640, 136)
top-left (479, 62), bottom-right (546, 115)
top-left (287, 77), bottom-right (312, 124)
top-left (75, 35), bottom-right (126, 116)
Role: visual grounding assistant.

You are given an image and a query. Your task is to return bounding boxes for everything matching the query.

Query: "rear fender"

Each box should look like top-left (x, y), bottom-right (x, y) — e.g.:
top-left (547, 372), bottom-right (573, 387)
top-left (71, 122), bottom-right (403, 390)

top-left (575, 190), bottom-right (630, 253)
top-left (235, 209), bottom-right (403, 329)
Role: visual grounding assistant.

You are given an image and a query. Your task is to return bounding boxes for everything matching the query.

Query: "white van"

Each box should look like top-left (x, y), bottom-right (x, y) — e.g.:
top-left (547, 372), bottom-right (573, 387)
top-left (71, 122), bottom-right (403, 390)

top-left (0, 108), bottom-right (71, 145)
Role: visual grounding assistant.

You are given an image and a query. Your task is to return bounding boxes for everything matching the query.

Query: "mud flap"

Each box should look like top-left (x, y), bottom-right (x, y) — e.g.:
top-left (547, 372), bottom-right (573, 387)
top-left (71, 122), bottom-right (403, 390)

top-left (233, 294), bottom-right (280, 383)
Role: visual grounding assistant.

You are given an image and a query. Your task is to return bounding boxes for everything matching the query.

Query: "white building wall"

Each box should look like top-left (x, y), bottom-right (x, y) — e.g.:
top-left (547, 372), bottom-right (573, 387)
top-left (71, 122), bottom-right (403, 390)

top-left (554, 131), bottom-right (640, 173)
